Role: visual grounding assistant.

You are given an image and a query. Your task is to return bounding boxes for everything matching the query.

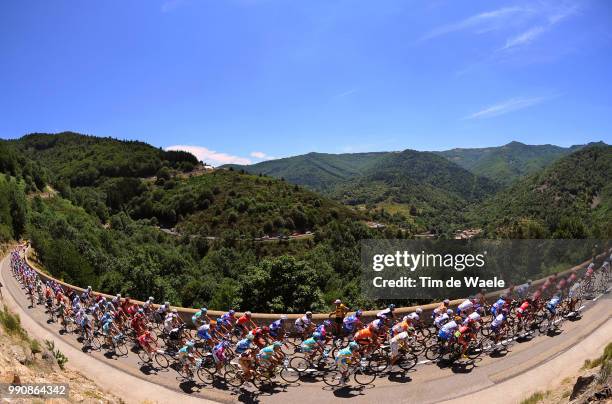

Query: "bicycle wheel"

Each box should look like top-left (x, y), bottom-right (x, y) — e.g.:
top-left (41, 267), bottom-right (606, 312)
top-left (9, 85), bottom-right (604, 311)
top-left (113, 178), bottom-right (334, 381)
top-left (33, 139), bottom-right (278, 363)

top-left (155, 352), bottom-right (170, 369)
top-left (197, 367), bottom-right (215, 385)
top-left (115, 341), bottom-right (128, 356)
top-left (397, 351), bottom-right (418, 371)
top-left (354, 366), bottom-right (377, 385)
top-left (90, 335), bottom-right (102, 350)
top-left (323, 370), bottom-right (342, 386)
top-left (279, 365), bottom-right (300, 383)
top-left (224, 367), bottom-right (244, 388)
top-left (138, 349), bottom-right (152, 363)
top-left (425, 344), bottom-right (442, 361)
top-left (466, 339), bottom-right (484, 360)
top-left (290, 356), bottom-right (310, 373)
top-left (368, 347), bottom-right (389, 373)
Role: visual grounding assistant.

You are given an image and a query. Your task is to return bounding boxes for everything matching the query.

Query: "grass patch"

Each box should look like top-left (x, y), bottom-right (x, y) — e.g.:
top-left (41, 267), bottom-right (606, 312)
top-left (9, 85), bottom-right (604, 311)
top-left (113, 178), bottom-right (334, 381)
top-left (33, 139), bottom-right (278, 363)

top-left (29, 338), bottom-right (42, 354)
top-left (520, 391), bottom-right (550, 404)
top-left (582, 342), bottom-right (612, 370)
top-left (0, 306), bottom-right (28, 340)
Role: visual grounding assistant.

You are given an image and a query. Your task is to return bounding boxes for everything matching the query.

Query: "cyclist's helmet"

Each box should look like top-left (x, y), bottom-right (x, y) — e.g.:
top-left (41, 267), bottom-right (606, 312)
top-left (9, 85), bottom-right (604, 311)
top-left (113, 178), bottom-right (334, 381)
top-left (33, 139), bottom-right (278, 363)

top-left (116, 293), bottom-right (121, 299)
top-left (262, 326), bottom-right (270, 333)
top-left (446, 309), bottom-right (453, 316)
top-left (87, 286), bottom-right (92, 290)
top-left (172, 309), bottom-right (178, 314)
top-left (313, 332), bottom-right (322, 340)
top-left (273, 341), bottom-right (283, 348)
top-left (200, 307), bottom-right (207, 314)
top-left (334, 299), bottom-right (342, 304)
top-left (388, 304), bottom-right (396, 311)
top-left (229, 309), bottom-right (236, 316)
top-left (148, 296), bottom-right (154, 301)
top-left (323, 320), bottom-right (332, 327)
top-left (187, 340), bottom-right (195, 348)
top-left (280, 315), bottom-right (288, 321)
top-left (164, 302), bottom-right (170, 307)
top-left (246, 333), bottom-right (255, 341)
top-left (355, 309), bottom-right (363, 317)
top-left (443, 299), bottom-right (450, 305)
top-left (138, 308), bottom-right (144, 314)
top-left (306, 311), bottom-right (312, 318)
top-left (348, 342), bottom-right (359, 350)
top-left (245, 311), bottom-right (252, 317)
top-left (415, 307), bottom-right (423, 314)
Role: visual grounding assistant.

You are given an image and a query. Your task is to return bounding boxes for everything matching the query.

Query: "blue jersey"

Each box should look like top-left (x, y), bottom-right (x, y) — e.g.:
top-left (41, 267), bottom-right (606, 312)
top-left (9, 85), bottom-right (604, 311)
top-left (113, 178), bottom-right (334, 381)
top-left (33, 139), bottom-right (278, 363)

top-left (235, 338), bottom-right (251, 354)
top-left (270, 320), bottom-right (283, 331)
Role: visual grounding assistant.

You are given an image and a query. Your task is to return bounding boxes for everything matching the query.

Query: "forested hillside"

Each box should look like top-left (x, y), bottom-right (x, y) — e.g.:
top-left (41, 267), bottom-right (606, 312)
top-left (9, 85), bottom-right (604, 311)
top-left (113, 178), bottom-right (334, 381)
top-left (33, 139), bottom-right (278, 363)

top-left (224, 152), bottom-right (386, 192)
top-left (435, 141), bottom-right (585, 186)
top-left (329, 150), bottom-right (499, 233)
top-left (470, 145), bottom-right (612, 238)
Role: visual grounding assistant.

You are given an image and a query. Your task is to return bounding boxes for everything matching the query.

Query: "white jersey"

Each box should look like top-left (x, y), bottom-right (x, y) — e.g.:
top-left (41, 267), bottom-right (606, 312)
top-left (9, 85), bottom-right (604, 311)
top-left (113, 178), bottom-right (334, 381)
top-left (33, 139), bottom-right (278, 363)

top-left (441, 320), bottom-right (458, 333)
top-left (458, 299), bottom-right (473, 312)
top-left (464, 312), bottom-right (481, 324)
top-left (491, 314), bottom-right (505, 328)
top-left (434, 313), bottom-right (449, 328)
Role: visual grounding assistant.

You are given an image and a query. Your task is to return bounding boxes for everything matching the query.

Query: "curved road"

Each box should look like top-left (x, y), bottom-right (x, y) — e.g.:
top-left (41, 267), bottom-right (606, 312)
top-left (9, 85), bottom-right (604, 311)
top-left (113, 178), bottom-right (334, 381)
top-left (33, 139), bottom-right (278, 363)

top-left (1, 253), bottom-right (610, 404)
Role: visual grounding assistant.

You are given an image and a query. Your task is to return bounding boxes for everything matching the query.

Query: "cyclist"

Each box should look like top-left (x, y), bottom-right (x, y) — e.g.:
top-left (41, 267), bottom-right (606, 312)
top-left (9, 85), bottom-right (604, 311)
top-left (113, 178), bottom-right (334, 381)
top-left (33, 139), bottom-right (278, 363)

top-left (456, 298), bottom-right (476, 319)
top-left (376, 304), bottom-right (396, 324)
top-left (455, 318), bottom-right (478, 358)
top-left (438, 318), bottom-right (459, 348)
top-left (191, 307), bottom-right (209, 327)
top-left (269, 315), bottom-right (288, 340)
top-left (491, 295), bottom-right (509, 317)
top-left (178, 340), bottom-right (198, 375)
top-left (142, 297), bottom-right (155, 314)
top-left (463, 311), bottom-right (481, 325)
top-left (251, 326), bottom-right (268, 349)
top-left (239, 347), bottom-right (257, 381)
top-left (342, 310), bottom-right (363, 336)
top-left (515, 280), bottom-right (532, 300)
top-left (235, 311), bottom-right (256, 337)
top-left (138, 330), bottom-right (159, 360)
top-left (314, 320), bottom-right (331, 339)
top-left (303, 331), bottom-right (327, 356)
top-left (432, 299), bottom-right (451, 319)
top-left (131, 309), bottom-right (147, 336)
top-left (294, 312), bottom-right (314, 339)
top-left (196, 323), bottom-right (215, 347)
top-left (257, 341), bottom-right (284, 371)
top-left (434, 309), bottom-right (453, 329)
top-left (235, 333), bottom-right (255, 356)
top-left (389, 327), bottom-right (414, 365)
top-left (329, 299), bottom-right (349, 335)
top-left (335, 341), bottom-right (360, 385)
top-left (546, 294), bottom-right (561, 316)
top-left (212, 340), bottom-right (230, 372)
top-left (490, 308), bottom-right (508, 344)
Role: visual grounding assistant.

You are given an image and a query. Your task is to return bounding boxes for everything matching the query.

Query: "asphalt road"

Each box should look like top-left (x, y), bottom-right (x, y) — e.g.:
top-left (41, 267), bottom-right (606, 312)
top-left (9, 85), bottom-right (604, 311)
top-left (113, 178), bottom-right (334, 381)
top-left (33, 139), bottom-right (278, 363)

top-left (2, 253), bottom-right (610, 404)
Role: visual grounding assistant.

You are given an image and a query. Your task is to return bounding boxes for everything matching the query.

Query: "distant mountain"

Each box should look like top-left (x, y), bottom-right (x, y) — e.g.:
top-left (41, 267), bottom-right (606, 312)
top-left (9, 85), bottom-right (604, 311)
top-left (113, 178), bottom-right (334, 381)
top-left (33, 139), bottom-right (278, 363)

top-left (223, 152), bottom-right (386, 192)
top-left (470, 144), bottom-right (612, 238)
top-left (10, 132), bottom-right (199, 187)
top-left (434, 141), bottom-right (588, 186)
top-left (329, 149), bottom-right (500, 231)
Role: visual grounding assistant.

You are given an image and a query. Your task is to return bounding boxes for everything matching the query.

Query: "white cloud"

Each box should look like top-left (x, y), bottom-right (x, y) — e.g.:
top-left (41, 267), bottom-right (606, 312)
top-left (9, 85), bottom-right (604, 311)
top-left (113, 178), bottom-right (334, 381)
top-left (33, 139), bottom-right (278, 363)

top-left (165, 145), bottom-right (251, 166)
top-left (502, 26), bottom-right (546, 50)
top-left (464, 96), bottom-right (551, 120)
top-left (499, 3), bottom-right (580, 51)
top-left (161, 0), bottom-right (185, 13)
top-left (250, 151), bottom-right (276, 160)
top-left (420, 7), bottom-right (528, 41)
top-left (332, 89), bottom-right (358, 99)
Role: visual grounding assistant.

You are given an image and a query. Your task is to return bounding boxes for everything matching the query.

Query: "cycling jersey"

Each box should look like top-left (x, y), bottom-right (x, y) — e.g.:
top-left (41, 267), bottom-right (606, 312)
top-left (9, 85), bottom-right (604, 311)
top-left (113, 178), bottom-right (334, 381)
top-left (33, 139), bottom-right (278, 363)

top-left (491, 313), bottom-right (505, 330)
top-left (354, 328), bottom-right (373, 342)
top-left (342, 315), bottom-right (361, 333)
top-left (457, 299), bottom-right (473, 313)
top-left (546, 296), bottom-right (561, 313)
top-left (269, 320), bottom-right (283, 337)
top-left (258, 346), bottom-right (275, 361)
top-left (491, 298), bottom-right (506, 315)
top-left (438, 320), bottom-right (458, 341)
top-left (235, 338), bottom-right (252, 354)
top-left (392, 320), bottom-right (409, 336)
top-left (301, 337), bottom-right (317, 353)
top-left (197, 325), bottom-right (212, 340)
top-left (463, 312), bottom-right (481, 325)
top-left (294, 315), bottom-right (311, 331)
top-left (434, 313), bottom-right (449, 328)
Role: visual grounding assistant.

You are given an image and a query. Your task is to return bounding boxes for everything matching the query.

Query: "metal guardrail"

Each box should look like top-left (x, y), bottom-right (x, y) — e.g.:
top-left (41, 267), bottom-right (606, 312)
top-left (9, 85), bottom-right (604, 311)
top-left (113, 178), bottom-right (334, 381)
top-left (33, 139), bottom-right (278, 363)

top-left (20, 243), bottom-right (604, 326)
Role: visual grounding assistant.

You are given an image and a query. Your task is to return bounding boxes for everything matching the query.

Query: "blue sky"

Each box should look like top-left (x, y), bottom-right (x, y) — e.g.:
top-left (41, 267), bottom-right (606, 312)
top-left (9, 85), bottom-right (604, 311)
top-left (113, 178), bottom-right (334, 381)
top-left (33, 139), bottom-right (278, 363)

top-left (1, 0), bottom-right (611, 165)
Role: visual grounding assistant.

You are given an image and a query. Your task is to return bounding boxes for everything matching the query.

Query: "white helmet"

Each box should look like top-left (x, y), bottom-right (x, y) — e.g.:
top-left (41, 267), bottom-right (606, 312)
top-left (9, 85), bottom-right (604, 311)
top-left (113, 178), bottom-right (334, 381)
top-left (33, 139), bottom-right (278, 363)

top-left (415, 307), bottom-right (423, 314)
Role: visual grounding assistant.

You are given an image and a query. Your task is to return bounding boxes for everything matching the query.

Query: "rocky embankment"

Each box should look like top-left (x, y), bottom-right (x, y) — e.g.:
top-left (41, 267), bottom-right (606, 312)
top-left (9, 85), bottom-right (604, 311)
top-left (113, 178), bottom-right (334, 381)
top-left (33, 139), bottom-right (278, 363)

top-left (0, 301), bottom-right (122, 404)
